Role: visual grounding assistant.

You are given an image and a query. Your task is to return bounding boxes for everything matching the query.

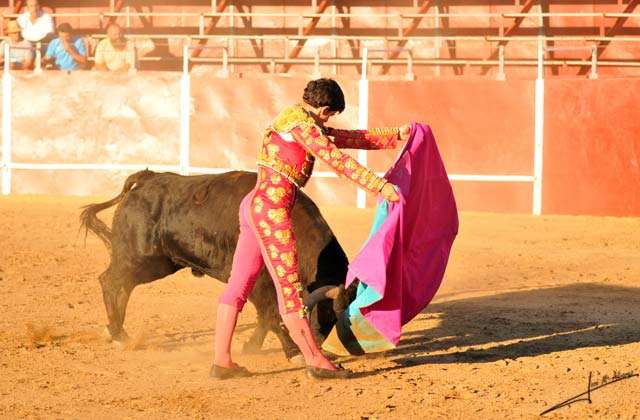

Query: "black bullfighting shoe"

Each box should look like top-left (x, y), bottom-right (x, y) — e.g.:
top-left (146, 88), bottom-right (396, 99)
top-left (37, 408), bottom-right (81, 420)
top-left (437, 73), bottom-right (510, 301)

top-left (305, 363), bottom-right (351, 379)
top-left (210, 363), bottom-right (252, 380)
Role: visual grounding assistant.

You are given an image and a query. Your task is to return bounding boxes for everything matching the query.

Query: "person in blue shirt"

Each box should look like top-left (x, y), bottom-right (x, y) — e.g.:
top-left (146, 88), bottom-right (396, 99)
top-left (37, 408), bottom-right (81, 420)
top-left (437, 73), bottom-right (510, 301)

top-left (43, 23), bottom-right (87, 71)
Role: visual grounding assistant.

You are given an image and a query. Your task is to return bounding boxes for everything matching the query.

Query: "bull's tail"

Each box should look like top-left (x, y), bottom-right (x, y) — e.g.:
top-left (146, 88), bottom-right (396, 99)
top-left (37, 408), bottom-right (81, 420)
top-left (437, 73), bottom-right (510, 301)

top-left (80, 169), bottom-right (155, 252)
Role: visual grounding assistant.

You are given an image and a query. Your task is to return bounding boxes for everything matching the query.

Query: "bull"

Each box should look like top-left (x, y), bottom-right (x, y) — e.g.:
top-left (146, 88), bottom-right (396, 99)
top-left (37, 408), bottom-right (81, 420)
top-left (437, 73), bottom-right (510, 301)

top-left (80, 169), bottom-right (352, 361)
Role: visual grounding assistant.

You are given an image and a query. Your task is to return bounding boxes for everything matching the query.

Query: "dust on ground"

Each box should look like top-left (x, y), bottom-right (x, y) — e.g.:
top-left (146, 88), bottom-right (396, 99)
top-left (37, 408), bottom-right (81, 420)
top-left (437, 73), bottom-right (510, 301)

top-left (0, 195), bottom-right (638, 419)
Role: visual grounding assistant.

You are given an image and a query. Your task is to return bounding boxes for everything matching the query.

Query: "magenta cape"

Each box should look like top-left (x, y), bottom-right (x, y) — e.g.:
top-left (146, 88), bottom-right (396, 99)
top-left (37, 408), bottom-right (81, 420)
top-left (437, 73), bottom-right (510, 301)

top-left (322, 122), bottom-right (459, 355)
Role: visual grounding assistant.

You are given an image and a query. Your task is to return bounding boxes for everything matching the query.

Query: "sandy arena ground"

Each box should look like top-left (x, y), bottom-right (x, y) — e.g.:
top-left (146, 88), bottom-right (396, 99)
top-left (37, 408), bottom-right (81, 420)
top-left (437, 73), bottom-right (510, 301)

top-left (0, 194), bottom-right (638, 420)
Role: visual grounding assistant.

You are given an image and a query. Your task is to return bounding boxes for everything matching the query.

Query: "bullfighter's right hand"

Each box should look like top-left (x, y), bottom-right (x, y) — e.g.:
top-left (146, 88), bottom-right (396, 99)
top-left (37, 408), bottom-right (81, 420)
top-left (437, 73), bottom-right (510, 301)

top-left (398, 123), bottom-right (411, 141)
top-left (380, 182), bottom-right (400, 203)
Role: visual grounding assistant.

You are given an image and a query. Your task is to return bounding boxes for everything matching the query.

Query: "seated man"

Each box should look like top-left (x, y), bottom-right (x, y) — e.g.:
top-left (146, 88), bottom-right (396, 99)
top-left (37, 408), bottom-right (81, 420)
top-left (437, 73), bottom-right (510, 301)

top-left (0, 20), bottom-right (34, 70)
top-left (93, 23), bottom-right (132, 72)
top-left (43, 23), bottom-right (87, 71)
top-left (17, 0), bottom-right (55, 45)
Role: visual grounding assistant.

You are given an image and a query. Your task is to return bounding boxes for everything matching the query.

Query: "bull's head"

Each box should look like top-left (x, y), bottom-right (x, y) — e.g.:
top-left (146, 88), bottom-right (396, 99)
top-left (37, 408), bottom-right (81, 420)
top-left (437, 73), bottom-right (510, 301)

top-left (304, 283), bottom-right (354, 334)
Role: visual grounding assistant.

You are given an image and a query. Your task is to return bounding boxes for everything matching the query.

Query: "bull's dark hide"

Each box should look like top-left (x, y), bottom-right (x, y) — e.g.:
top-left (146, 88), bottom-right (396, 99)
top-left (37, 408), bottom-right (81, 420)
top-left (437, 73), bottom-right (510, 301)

top-left (81, 169), bottom-right (351, 360)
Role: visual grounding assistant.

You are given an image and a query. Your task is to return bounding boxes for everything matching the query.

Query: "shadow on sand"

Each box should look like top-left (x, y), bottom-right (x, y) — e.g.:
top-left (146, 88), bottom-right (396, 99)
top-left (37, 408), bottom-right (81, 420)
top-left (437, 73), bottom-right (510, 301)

top-left (385, 283), bottom-right (640, 366)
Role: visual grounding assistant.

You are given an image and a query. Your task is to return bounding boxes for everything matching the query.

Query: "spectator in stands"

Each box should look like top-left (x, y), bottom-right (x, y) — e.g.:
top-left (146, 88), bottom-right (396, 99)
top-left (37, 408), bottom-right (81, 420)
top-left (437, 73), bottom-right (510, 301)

top-left (42, 23), bottom-right (87, 71)
top-left (93, 23), bottom-right (132, 72)
top-left (0, 20), bottom-right (34, 70)
top-left (17, 0), bottom-right (55, 45)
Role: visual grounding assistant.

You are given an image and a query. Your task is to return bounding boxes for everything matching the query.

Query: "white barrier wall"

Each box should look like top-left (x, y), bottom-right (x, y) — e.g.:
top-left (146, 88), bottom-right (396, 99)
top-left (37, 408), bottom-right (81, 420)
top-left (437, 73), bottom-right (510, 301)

top-left (1, 72), bottom-right (369, 206)
top-left (2, 72), bottom-right (639, 216)
top-left (3, 71), bottom-right (181, 195)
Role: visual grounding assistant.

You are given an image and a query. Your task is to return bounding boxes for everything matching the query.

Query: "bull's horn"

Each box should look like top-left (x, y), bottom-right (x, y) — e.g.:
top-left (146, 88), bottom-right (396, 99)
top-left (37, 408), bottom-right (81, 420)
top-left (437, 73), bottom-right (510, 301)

top-left (304, 285), bottom-right (343, 315)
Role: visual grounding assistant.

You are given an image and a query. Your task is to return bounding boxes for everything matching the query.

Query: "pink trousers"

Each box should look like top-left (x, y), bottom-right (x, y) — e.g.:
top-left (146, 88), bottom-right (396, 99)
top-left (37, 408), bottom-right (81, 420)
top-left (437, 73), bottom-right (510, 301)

top-left (219, 167), bottom-right (306, 316)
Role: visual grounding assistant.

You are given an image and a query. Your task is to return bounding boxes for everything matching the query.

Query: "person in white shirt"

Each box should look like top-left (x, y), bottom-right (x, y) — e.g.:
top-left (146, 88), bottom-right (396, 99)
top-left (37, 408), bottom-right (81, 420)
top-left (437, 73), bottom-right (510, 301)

top-left (17, 0), bottom-right (55, 44)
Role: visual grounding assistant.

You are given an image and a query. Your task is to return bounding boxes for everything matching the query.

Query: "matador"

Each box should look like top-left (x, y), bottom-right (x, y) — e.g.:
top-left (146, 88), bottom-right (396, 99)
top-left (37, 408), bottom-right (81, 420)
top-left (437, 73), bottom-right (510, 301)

top-left (212, 78), bottom-right (409, 380)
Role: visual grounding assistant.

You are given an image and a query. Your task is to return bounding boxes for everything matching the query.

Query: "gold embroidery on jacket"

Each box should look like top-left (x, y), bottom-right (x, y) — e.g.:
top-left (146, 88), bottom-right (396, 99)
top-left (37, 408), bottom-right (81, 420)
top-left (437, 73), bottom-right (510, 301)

top-left (257, 152), bottom-right (310, 188)
top-left (272, 105), bottom-right (315, 132)
top-left (314, 135), bottom-right (328, 147)
top-left (267, 144), bottom-right (280, 158)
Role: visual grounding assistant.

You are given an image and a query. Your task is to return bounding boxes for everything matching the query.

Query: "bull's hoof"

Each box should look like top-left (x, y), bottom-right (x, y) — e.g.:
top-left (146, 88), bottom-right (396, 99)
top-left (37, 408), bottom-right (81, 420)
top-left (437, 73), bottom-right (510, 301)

top-left (305, 364), bottom-right (351, 380)
top-left (103, 326), bottom-right (130, 344)
top-left (210, 364), bottom-right (252, 380)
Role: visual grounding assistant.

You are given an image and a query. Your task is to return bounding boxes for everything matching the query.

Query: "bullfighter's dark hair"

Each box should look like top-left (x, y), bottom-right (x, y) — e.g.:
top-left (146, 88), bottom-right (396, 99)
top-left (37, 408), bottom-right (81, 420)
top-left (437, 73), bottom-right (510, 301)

top-left (57, 22), bottom-right (73, 33)
top-left (302, 78), bottom-right (345, 113)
